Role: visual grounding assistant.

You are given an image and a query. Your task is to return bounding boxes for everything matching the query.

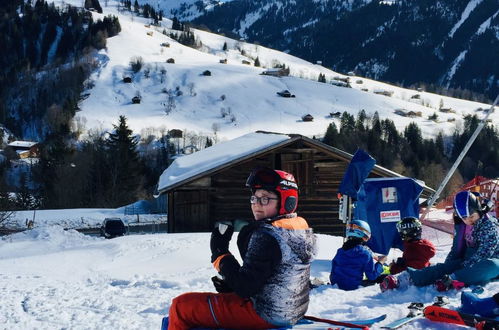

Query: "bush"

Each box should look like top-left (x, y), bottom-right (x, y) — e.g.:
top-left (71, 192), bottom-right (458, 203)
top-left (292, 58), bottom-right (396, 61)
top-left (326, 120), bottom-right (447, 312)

top-left (130, 56), bottom-right (144, 73)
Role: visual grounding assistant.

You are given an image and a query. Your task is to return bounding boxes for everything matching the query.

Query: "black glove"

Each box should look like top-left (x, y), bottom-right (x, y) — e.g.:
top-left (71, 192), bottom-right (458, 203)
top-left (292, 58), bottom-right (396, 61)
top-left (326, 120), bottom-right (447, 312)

top-left (395, 257), bottom-right (406, 267)
top-left (210, 222), bottom-right (234, 262)
top-left (211, 276), bottom-right (233, 293)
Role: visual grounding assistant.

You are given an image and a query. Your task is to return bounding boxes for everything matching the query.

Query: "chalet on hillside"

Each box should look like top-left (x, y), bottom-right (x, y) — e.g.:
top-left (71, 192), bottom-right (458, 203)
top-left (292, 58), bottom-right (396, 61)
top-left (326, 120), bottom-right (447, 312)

top-left (302, 114), bottom-right (314, 122)
top-left (7, 141), bottom-right (40, 159)
top-left (261, 68), bottom-right (290, 77)
top-left (156, 131), bottom-right (434, 235)
top-left (374, 89), bottom-right (394, 97)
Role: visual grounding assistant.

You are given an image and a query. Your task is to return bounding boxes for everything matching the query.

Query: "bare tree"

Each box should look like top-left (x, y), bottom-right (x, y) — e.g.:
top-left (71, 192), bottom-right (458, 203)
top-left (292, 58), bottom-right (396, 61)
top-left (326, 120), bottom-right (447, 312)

top-left (165, 92), bottom-right (176, 115)
top-left (211, 123), bottom-right (220, 143)
top-left (187, 82), bottom-right (196, 96)
top-left (0, 188), bottom-right (15, 231)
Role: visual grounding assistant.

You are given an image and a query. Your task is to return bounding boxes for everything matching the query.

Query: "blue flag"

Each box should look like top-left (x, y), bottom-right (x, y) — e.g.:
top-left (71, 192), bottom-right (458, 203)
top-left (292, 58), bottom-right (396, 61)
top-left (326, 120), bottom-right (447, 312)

top-left (339, 149), bottom-right (376, 200)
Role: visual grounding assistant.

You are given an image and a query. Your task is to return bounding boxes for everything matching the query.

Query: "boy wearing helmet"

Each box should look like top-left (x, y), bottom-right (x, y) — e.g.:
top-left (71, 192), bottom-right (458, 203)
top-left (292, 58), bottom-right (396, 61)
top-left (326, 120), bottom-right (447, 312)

top-left (167, 167), bottom-right (316, 330)
top-left (329, 220), bottom-right (386, 290)
top-left (380, 190), bottom-right (499, 292)
top-left (389, 217), bottom-right (436, 274)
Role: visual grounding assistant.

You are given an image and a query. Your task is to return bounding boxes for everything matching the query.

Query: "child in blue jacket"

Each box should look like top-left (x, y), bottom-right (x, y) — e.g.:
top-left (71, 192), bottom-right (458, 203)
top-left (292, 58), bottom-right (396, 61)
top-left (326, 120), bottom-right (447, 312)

top-left (330, 220), bottom-right (385, 290)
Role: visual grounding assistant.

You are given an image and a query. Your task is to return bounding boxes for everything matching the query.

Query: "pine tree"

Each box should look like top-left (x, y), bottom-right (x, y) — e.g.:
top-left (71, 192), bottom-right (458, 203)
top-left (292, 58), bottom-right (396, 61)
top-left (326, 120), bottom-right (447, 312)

top-left (105, 115), bottom-right (144, 206)
top-left (323, 122), bottom-right (339, 146)
top-left (254, 56), bottom-right (260, 67)
top-left (15, 174), bottom-right (34, 209)
top-left (222, 41), bottom-right (227, 51)
top-left (172, 17), bottom-right (182, 31)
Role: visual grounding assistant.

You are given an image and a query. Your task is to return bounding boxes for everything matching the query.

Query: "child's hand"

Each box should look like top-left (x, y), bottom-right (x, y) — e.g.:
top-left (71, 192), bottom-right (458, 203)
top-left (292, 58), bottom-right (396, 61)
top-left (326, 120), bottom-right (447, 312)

top-left (376, 255), bottom-right (387, 264)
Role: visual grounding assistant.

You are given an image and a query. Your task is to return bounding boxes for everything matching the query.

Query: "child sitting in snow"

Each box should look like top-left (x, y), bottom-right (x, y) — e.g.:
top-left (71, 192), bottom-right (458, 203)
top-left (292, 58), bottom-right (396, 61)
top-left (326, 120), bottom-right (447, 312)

top-left (389, 216), bottom-right (436, 275)
top-left (381, 191), bottom-right (499, 292)
top-left (330, 220), bottom-right (385, 290)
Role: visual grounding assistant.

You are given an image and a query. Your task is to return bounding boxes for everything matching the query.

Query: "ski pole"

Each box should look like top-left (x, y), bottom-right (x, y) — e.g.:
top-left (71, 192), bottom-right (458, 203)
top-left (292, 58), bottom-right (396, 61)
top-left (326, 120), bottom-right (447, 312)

top-left (420, 93), bottom-right (499, 224)
top-left (303, 315), bottom-right (369, 329)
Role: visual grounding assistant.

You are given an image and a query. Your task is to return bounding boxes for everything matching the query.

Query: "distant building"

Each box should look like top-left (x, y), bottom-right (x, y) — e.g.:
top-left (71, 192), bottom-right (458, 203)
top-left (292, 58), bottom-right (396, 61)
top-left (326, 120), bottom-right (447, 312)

top-left (373, 89), bottom-right (394, 97)
top-left (437, 176), bottom-right (499, 217)
top-left (7, 141), bottom-right (39, 159)
top-left (302, 114), bottom-right (314, 122)
top-left (261, 67), bottom-right (290, 77)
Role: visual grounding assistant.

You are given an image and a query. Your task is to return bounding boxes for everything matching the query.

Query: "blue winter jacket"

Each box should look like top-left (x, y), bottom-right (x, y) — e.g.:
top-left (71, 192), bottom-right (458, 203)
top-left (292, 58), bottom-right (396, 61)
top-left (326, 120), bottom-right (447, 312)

top-left (330, 243), bottom-right (384, 291)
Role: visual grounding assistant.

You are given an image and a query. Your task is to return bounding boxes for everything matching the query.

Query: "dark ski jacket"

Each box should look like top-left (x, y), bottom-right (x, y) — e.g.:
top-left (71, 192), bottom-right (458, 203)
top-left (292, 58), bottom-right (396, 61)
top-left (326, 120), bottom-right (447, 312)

top-left (329, 240), bottom-right (383, 291)
top-left (217, 214), bottom-right (316, 327)
top-left (390, 239), bottom-right (436, 274)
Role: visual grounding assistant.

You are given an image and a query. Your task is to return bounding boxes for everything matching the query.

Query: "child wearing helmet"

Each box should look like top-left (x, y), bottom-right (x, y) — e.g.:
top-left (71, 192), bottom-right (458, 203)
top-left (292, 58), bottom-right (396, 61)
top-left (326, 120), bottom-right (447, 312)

top-left (380, 190), bottom-right (499, 292)
top-left (167, 167), bottom-right (317, 330)
top-left (389, 216), bottom-right (436, 274)
top-left (329, 220), bottom-right (386, 290)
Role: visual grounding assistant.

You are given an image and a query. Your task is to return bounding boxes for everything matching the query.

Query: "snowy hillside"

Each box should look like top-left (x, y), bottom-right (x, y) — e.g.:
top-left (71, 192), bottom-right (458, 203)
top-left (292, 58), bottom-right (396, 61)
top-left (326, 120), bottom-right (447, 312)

top-left (48, 1), bottom-right (496, 142)
top-left (3, 224), bottom-right (497, 330)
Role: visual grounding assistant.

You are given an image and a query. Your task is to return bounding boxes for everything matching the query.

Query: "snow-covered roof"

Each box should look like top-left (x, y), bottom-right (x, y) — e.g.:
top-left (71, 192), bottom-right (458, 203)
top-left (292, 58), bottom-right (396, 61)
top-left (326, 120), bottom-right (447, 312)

top-left (157, 132), bottom-right (291, 193)
top-left (8, 141), bottom-right (38, 148)
top-left (157, 131), bottom-right (435, 195)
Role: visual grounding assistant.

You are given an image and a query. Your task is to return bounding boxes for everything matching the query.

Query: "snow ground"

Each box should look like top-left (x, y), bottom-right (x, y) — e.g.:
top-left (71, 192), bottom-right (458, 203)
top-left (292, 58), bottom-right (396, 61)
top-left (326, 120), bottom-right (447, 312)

top-left (1, 223), bottom-right (497, 330)
top-left (8, 208), bottom-right (166, 230)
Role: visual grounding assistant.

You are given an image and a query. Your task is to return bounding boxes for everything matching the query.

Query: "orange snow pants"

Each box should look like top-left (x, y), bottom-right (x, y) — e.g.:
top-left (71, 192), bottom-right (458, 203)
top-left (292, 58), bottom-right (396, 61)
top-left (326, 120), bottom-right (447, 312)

top-left (168, 292), bottom-right (275, 330)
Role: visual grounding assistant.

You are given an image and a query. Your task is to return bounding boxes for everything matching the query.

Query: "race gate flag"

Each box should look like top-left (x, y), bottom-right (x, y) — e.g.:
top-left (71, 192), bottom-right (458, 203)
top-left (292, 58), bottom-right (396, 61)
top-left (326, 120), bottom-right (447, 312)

top-left (380, 210), bottom-right (401, 223)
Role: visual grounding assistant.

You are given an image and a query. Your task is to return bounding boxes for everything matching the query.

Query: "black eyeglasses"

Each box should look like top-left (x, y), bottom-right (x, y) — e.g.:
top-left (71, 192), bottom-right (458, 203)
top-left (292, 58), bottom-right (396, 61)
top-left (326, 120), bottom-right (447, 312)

top-left (250, 195), bottom-right (279, 205)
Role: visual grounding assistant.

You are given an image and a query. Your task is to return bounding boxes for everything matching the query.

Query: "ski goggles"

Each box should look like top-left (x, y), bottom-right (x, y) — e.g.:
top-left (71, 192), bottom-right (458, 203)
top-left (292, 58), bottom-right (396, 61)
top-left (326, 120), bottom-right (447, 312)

top-left (347, 223), bottom-right (370, 236)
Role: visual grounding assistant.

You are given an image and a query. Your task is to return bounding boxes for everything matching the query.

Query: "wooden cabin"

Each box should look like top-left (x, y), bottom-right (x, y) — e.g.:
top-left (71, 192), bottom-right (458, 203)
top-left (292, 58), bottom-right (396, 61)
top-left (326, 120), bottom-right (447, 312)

top-left (156, 132), bottom-right (434, 235)
top-left (302, 114), bottom-right (314, 122)
top-left (7, 141), bottom-right (39, 159)
top-left (261, 68), bottom-right (290, 77)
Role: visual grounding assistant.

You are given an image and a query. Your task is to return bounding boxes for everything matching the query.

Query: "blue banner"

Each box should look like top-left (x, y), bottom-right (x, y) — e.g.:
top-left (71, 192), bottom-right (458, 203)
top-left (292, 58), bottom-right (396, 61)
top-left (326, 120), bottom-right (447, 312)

top-left (354, 177), bottom-right (424, 255)
top-left (338, 149), bottom-right (376, 200)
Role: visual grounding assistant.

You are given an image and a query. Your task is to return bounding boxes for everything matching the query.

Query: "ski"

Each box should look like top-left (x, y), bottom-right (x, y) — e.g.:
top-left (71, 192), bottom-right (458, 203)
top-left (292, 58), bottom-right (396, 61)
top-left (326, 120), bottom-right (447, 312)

top-left (381, 296), bottom-right (449, 329)
top-left (423, 305), bottom-right (499, 328)
top-left (380, 302), bottom-right (425, 329)
top-left (161, 314), bottom-right (386, 330)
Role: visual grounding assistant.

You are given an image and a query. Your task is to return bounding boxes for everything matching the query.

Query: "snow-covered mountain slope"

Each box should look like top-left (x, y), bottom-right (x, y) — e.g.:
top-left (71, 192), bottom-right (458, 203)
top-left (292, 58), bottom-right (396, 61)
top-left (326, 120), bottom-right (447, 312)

top-left (67, 1), bottom-right (495, 141)
top-left (190, 0), bottom-right (499, 100)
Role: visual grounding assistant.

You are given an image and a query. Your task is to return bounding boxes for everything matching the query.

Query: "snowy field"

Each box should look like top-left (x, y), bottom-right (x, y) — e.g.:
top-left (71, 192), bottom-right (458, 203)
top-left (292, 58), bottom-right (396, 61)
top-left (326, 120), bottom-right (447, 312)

top-left (8, 208), bottom-right (166, 230)
top-left (1, 222), bottom-right (497, 329)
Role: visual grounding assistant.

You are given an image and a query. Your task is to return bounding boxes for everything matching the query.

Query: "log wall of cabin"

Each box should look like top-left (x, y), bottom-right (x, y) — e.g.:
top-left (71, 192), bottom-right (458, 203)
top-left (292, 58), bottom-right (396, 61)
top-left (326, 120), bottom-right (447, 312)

top-left (168, 140), bottom-right (384, 235)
